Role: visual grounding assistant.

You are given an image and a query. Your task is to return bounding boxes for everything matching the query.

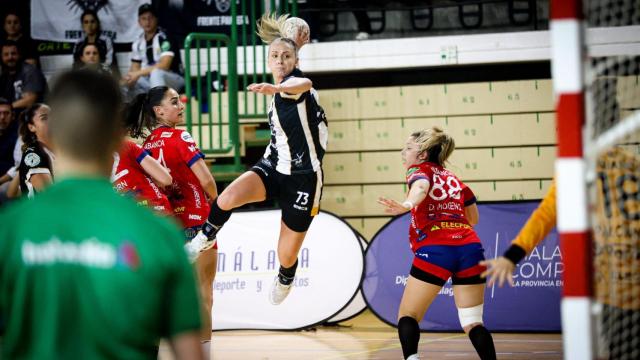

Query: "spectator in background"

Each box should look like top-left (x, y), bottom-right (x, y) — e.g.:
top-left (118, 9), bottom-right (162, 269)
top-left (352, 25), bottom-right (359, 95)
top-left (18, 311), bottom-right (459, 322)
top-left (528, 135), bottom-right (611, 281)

top-left (75, 43), bottom-right (113, 76)
top-left (0, 40), bottom-right (47, 114)
top-left (2, 11), bottom-right (37, 66)
top-left (72, 9), bottom-right (117, 73)
top-left (0, 97), bottom-right (19, 203)
top-left (122, 4), bottom-right (184, 102)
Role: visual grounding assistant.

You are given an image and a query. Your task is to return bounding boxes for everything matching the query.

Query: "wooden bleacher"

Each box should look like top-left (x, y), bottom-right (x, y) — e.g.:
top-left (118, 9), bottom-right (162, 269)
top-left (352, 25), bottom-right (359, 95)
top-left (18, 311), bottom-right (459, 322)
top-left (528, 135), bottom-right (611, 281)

top-left (319, 79), bottom-right (557, 240)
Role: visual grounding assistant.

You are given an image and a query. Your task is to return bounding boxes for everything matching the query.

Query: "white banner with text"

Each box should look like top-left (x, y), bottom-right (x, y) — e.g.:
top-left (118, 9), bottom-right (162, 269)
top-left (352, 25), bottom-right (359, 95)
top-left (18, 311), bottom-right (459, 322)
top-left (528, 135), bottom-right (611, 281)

top-left (212, 210), bottom-right (364, 330)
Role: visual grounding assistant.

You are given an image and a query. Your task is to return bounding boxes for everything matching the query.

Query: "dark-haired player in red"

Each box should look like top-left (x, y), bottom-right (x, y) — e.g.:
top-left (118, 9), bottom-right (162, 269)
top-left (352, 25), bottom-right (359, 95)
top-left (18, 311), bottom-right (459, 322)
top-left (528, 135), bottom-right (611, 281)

top-left (127, 86), bottom-right (217, 357)
top-left (378, 127), bottom-right (497, 360)
top-left (111, 139), bottom-right (172, 215)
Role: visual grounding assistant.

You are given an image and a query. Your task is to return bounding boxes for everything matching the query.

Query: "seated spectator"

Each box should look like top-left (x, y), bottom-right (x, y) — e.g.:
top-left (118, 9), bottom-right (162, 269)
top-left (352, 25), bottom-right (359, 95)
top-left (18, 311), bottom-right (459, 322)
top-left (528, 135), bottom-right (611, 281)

top-left (72, 9), bottom-right (117, 72)
top-left (0, 40), bottom-right (47, 113)
top-left (75, 43), bottom-right (113, 76)
top-left (122, 4), bottom-right (184, 102)
top-left (0, 97), bottom-right (19, 204)
top-left (2, 11), bottom-right (37, 66)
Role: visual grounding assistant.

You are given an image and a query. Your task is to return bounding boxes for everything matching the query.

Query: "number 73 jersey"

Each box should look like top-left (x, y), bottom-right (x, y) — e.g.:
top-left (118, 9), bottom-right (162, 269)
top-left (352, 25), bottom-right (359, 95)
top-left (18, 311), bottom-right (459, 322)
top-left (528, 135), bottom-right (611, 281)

top-left (406, 162), bottom-right (480, 249)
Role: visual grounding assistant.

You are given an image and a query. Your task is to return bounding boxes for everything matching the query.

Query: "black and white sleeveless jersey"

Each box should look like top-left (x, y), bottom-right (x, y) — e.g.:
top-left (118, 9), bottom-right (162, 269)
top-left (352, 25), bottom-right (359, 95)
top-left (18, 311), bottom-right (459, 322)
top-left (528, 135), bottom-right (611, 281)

top-left (19, 144), bottom-right (54, 198)
top-left (263, 73), bottom-right (328, 175)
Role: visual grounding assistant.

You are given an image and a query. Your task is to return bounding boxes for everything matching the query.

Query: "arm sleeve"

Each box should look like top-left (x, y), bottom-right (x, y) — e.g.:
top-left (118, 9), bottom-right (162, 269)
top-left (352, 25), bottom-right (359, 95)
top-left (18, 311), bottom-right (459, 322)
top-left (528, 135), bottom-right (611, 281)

top-left (130, 142), bottom-right (149, 164)
top-left (462, 185), bottom-right (477, 206)
top-left (158, 33), bottom-right (175, 59)
top-left (406, 166), bottom-right (429, 187)
top-left (22, 147), bottom-right (52, 181)
top-left (176, 131), bottom-right (205, 167)
top-left (504, 181), bottom-right (557, 264)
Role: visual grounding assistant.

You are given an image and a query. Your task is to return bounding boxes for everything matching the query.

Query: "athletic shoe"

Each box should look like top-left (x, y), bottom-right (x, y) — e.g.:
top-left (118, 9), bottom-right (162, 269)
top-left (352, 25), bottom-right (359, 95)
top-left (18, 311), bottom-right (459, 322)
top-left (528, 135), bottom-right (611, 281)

top-left (355, 31), bottom-right (370, 40)
top-left (184, 231), bottom-right (216, 263)
top-left (269, 277), bottom-right (293, 305)
top-left (406, 354), bottom-right (420, 360)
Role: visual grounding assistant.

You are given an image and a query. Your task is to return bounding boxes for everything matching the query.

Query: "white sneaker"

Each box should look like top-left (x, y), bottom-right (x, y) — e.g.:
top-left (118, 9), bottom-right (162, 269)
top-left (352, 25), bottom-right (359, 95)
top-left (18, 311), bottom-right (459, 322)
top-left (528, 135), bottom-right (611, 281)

top-left (269, 277), bottom-right (293, 305)
top-left (184, 231), bottom-right (216, 263)
top-left (406, 354), bottom-right (420, 360)
top-left (355, 31), bottom-right (370, 40)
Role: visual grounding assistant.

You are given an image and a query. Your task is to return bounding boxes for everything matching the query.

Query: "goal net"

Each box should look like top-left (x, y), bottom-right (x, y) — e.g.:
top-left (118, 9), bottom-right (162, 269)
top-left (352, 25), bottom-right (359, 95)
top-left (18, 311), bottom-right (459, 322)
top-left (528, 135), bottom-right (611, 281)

top-left (584, 1), bottom-right (640, 359)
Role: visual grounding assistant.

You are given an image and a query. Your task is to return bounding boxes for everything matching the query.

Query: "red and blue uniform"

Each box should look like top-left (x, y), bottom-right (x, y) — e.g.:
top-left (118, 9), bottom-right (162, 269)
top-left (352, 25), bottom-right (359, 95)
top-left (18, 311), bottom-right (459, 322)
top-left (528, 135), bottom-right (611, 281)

top-left (112, 140), bottom-right (172, 215)
top-left (406, 162), bottom-right (486, 286)
top-left (143, 127), bottom-right (211, 240)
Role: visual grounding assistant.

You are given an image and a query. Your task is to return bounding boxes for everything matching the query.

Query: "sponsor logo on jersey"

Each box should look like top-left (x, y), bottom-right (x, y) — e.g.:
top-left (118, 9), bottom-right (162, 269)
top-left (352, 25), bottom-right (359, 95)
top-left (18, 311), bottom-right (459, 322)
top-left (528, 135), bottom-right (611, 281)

top-left (144, 139), bottom-right (165, 149)
top-left (430, 225), bottom-right (441, 231)
top-left (161, 131), bottom-right (173, 138)
top-left (24, 152), bottom-right (41, 167)
top-left (439, 221), bottom-right (472, 230)
top-left (293, 152), bottom-right (305, 167)
top-left (22, 237), bottom-right (117, 268)
top-left (113, 180), bottom-right (128, 192)
top-left (188, 214), bottom-right (202, 221)
top-left (174, 206), bottom-right (186, 214)
top-left (188, 145), bottom-right (197, 152)
top-left (181, 131), bottom-right (195, 143)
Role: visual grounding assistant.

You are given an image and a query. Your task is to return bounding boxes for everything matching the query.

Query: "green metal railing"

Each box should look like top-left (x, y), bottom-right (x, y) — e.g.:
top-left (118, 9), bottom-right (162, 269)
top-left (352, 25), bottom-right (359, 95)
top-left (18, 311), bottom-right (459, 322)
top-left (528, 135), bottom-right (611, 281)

top-left (183, 1), bottom-right (299, 173)
top-left (184, 32), bottom-right (239, 166)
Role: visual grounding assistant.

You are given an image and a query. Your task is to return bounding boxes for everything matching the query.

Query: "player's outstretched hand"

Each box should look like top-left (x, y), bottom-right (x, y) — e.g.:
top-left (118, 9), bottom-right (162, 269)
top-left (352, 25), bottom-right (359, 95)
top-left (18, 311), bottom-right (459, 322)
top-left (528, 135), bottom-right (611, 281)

top-left (247, 83), bottom-right (278, 95)
top-left (377, 197), bottom-right (409, 215)
top-left (480, 257), bottom-right (516, 288)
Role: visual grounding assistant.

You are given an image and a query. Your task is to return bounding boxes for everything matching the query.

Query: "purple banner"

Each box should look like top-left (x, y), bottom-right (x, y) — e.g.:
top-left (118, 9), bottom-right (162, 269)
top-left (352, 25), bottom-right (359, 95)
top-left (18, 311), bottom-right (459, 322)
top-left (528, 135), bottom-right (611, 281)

top-left (363, 202), bottom-right (562, 331)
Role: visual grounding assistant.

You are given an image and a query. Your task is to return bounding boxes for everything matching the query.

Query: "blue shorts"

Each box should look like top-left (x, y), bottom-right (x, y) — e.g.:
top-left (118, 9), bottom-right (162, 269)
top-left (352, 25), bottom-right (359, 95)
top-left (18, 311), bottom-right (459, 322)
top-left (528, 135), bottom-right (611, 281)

top-left (410, 243), bottom-right (486, 286)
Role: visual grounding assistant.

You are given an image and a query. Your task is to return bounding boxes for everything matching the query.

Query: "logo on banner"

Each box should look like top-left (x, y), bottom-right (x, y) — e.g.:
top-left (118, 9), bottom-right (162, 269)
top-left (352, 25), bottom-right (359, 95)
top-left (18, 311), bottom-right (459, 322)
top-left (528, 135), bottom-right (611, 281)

top-left (511, 244), bottom-right (563, 288)
top-left (214, 0), bottom-right (231, 13)
top-left (67, 0), bottom-right (109, 13)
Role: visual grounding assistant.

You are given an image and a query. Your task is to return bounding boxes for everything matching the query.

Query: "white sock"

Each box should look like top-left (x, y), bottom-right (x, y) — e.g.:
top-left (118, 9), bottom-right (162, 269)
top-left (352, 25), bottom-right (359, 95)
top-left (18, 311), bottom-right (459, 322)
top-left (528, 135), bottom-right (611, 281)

top-left (201, 340), bottom-right (211, 359)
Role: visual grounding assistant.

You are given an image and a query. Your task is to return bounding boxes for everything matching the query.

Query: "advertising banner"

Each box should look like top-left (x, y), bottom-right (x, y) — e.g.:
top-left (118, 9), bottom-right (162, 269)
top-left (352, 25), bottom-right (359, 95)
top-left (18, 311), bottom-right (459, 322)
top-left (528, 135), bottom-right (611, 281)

top-left (30, 0), bottom-right (148, 43)
top-left (212, 210), bottom-right (364, 330)
top-left (327, 236), bottom-right (368, 324)
top-left (363, 202), bottom-right (562, 331)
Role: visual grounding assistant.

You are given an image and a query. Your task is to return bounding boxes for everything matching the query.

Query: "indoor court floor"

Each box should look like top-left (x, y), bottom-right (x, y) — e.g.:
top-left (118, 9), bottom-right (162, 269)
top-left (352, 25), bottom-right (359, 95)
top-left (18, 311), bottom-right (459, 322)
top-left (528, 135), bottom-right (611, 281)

top-left (159, 310), bottom-right (563, 359)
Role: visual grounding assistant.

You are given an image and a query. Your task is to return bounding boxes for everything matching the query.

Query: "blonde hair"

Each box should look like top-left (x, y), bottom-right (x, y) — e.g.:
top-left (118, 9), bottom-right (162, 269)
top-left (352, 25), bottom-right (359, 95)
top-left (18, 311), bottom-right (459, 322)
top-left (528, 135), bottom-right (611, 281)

top-left (257, 13), bottom-right (288, 44)
top-left (411, 127), bottom-right (455, 166)
top-left (256, 13), bottom-right (309, 45)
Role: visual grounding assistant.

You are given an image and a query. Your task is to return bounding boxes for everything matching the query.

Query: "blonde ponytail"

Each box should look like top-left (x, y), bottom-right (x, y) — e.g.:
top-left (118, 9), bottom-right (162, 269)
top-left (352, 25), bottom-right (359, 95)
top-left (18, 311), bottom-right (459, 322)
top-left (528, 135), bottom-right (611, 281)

top-left (256, 13), bottom-right (289, 44)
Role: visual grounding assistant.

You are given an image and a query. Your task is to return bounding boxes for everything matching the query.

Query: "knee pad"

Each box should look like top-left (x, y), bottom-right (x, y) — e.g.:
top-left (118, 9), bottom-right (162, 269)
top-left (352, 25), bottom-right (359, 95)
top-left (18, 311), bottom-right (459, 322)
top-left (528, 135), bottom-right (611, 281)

top-left (458, 304), bottom-right (484, 328)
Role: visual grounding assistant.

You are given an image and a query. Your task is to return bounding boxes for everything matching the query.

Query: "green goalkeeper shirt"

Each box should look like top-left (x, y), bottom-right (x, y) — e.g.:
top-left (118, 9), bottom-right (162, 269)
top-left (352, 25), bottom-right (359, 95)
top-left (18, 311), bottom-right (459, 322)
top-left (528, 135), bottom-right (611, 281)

top-left (0, 177), bottom-right (201, 359)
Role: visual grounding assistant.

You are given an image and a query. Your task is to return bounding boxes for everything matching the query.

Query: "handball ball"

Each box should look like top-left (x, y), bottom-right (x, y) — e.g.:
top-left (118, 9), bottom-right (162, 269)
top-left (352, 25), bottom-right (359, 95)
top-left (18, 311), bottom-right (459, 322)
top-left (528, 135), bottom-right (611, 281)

top-left (283, 17), bottom-right (310, 48)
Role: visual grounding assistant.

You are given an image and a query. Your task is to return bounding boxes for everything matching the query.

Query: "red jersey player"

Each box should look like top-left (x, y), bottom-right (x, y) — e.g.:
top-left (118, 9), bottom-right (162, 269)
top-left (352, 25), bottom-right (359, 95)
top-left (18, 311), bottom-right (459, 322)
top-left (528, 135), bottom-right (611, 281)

top-left (126, 86), bottom-right (218, 356)
top-left (143, 127), bottom-right (210, 229)
top-left (112, 140), bottom-right (172, 215)
top-left (378, 127), bottom-right (496, 360)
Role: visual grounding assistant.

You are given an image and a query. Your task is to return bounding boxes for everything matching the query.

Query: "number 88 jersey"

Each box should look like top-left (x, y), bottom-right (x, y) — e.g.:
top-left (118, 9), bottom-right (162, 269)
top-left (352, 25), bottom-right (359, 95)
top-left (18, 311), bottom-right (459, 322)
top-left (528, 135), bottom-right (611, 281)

top-left (406, 162), bottom-right (480, 249)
